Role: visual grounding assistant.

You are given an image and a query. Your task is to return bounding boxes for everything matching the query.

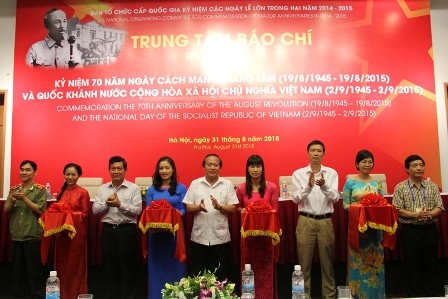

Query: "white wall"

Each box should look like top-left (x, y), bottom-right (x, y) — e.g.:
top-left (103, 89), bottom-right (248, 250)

top-left (0, 0), bottom-right (16, 197)
top-left (1, 0), bottom-right (448, 196)
top-left (430, 0), bottom-right (448, 191)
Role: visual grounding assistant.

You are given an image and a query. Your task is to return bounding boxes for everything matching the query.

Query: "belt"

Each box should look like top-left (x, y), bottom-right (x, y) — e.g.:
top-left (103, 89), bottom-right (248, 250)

top-left (401, 223), bottom-right (436, 229)
top-left (300, 211), bottom-right (332, 220)
top-left (103, 222), bottom-right (136, 229)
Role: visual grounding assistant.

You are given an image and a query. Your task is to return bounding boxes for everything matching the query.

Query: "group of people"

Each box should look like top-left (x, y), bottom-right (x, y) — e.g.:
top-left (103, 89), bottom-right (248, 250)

top-left (4, 161), bottom-right (90, 298)
top-left (4, 139), bottom-right (445, 299)
top-left (290, 140), bottom-right (444, 299)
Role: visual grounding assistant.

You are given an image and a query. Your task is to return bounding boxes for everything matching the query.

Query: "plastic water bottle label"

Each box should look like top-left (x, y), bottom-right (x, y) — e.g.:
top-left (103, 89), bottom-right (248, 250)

top-left (242, 282), bottom-right (254, 292)
top-left (46, 293), bottom-right (60, 299)
top-left (282, 183), bottom-right (288, 198)
top-left (292, 282), bottom-right (304, 293)
top-left (46, 286), bottom-right (60, 299)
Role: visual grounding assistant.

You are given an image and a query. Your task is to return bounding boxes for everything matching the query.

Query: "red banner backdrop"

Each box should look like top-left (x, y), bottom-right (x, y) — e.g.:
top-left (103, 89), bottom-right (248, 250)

top-left (12, 0), bottom-right (439, 191)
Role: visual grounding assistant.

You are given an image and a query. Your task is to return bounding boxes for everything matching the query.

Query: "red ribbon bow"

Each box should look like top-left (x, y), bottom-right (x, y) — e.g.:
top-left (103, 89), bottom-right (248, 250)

top-left (361, 193), bottom-right (387, 207)
top-left (46, 202), bottom-right (72, 213)
top-left (147, 199), bottom-right (171, 209)
top-left (245, 199), bottom-right (274, 212)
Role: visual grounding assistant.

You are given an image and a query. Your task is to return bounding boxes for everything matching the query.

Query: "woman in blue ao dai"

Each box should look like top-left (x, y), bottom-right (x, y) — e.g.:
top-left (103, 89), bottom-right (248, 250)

top-left (145, 156), bottom-right (187, 299)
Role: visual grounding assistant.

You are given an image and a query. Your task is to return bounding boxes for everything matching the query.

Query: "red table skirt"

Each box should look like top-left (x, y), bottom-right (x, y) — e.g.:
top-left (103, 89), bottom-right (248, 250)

top-left (240, 210), bottom-right (282, 262)
top-left (39, 211), bottom-right (84, 264)
top-left (240, 210), bottom-right (282, 246)
top-left (138, 206), bottom-right (186, 262)
top-left (348, 204), bottom-right (398, 251)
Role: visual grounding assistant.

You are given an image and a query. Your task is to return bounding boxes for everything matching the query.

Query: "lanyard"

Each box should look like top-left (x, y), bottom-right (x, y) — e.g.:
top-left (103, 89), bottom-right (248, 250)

top-left (407, 179), bottom-right (426, 209)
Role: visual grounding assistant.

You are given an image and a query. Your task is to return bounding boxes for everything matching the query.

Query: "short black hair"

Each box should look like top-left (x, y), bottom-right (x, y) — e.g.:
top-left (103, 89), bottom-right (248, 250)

top-left (20, 160), bottom-right (37, 171)
top-left (404, 155), bottom-right (425, 169)
top-left (307, 140), bottom-right (325, 153)
top-left (109, 156), bottom-right (127, 170)
top-left (355, 150), bottom-right (374, 170)
top-left (202, 153), bottom-right (222, 168)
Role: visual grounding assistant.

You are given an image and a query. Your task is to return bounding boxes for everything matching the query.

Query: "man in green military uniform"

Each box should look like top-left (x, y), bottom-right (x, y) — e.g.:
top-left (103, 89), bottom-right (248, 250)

top-left (4, 160), bottom-right (47, 298)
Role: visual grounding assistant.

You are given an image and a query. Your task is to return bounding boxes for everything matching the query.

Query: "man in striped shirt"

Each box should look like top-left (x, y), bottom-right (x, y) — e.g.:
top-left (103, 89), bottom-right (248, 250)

top-left (393, 154), bottom-right (444, 297)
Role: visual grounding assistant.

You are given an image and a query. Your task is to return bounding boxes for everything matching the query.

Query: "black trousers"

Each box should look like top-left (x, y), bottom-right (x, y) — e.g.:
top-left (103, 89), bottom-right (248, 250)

top-left (101, 223), bottom-right (138, 299)
top-left (12, 240), bottom-right (45, 299)
top-left (190, 241), bottom-right (231, 282)
top-left (400, 223), bottom-right (438, 297)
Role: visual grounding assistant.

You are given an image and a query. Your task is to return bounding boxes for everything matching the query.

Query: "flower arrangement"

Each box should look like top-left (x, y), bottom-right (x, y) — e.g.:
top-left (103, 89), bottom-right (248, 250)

top-left (140, 186), bottom-right (147, 201)
top-left (161, 269), bottom-right (238, 299)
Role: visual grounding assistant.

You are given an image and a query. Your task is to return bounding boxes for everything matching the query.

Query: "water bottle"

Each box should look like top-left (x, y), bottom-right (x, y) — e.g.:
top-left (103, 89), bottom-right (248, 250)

top-left (45, 183), bottom-right (52, 201)
top-left (46, 271), bottom-right (60, 299)
top-left (292, 264), bottom-right (305, 299)
top-left (282, 181), bottom-right (288, 198)
top-left (241, 263), bottom-right (255, 298)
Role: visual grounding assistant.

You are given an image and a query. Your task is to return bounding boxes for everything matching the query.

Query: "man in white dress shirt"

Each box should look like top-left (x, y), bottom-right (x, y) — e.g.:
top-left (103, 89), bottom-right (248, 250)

top-left (291, 140), bottom-right (339, 299)
top-left (183, 153), bottom-right (239, 281)
top-left (92, 156), bottom-right (142, 299)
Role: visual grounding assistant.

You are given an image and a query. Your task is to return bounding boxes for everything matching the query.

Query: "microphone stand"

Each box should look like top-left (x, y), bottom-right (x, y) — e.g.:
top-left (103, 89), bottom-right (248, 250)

top-left (68, 36), bottom-right (77, 68)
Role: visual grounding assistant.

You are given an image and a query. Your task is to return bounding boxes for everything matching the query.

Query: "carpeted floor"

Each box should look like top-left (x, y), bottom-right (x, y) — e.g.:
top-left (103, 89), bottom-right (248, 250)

top-left (1, 259), bottom-right (447, 298)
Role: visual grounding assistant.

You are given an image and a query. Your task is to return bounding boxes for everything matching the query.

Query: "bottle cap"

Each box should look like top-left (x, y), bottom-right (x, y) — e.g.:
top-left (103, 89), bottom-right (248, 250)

top-left (50, 271), bottom-right (57, 277)
top-left (294, 265), bottom-right (301, 271)
top-left (244, 264), bottom-right (251, 270)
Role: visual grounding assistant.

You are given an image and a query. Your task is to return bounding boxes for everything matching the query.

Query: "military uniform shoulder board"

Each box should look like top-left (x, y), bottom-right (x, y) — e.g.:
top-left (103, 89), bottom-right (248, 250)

top-left (34, 183), bottom-right (46, 189)
top-left (10, 184), bottom-right (22, 190)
